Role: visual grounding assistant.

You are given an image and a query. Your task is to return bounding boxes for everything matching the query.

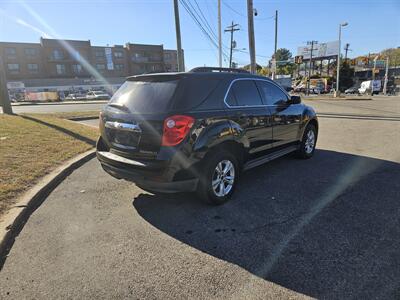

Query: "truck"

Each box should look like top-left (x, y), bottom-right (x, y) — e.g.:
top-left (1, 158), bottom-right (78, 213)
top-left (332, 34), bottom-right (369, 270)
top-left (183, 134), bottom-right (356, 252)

top-left (358, 80), bottom-right (381, 95)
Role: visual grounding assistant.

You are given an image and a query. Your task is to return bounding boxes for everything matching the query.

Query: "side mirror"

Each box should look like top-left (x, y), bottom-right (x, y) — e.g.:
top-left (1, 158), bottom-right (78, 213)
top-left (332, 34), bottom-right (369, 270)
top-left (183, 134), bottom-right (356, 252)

top-left (289, 95), bottom-right (301, 104)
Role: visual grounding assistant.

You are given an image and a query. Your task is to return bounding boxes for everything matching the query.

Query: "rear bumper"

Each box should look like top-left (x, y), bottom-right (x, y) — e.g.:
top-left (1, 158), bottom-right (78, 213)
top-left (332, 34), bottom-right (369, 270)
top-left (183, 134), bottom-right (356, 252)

top-left (96, 151), bottom-right (198, 193)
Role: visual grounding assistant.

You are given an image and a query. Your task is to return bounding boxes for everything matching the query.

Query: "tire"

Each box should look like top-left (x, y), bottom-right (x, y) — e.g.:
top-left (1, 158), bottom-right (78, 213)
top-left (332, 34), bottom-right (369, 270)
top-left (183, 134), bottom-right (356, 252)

top-left (296, 124), bottom-right (317, 159)
top-left (196, 150), bottom-right (239, 205)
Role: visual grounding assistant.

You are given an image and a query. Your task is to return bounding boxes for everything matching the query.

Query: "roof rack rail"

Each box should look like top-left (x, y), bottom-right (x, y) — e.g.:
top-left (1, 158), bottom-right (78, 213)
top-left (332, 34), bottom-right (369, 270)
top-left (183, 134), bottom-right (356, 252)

top-left (190, 67), bottom-right (250, 74)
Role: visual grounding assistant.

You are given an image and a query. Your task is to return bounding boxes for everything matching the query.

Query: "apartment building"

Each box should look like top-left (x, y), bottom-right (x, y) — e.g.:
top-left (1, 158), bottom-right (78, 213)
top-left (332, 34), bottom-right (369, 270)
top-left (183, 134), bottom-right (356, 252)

top-left (126, 43), bottom-right (164, 75)
top-left (164, 49), bottom-right (182, 72)
top-left (0, 42), bottom-right (44, 80)
top-left (91, 45), bottom-right (128, 78)
top-left (0, 38), bottom-right (182, 95)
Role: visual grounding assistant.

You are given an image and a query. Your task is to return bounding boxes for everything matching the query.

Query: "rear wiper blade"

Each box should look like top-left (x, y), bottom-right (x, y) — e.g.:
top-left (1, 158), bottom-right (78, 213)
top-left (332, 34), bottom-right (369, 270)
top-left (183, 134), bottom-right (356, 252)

top-left (107, 103), bottom-right (130, 112)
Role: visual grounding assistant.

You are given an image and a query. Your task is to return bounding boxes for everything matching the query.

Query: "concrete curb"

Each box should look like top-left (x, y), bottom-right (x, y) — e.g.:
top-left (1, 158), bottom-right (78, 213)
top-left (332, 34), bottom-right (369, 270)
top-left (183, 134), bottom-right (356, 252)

top-left (302, 96), bottom-right (372, 101)
top-left (68, 116), bottom-right (99, 122)
top-left (0, 150), bottom-right (96, 265)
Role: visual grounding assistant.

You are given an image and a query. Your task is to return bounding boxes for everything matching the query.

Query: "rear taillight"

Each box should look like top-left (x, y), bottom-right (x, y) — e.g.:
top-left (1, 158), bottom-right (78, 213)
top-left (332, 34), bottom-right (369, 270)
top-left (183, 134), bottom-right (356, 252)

top-left (161, 115), bottom-right (195, 146)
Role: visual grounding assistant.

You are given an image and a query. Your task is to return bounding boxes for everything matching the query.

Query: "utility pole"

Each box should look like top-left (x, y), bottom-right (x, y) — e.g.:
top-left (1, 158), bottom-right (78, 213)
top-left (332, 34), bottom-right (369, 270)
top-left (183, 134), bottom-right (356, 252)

top-left (225, 22), bottom-right (240, 68)
top-left (272, 10), bottom-right (278, 79)
top-left (336, 22), bottom-right (348, 96)
top-left (344, 43), bottom-right (350, 62)
top-left (0, 56), bottom-right (13, 114)
top-left (306, 41), bottom-right (317, 95)
top-left (247, 0), bottom-right (256, 74)
top-left (383, 56), bottom-right (389, 95)
top-left (309, 41), bottom-right (317, 76)
top-left (173, 0), bottom-right (184, 72)
top-left (218, 0), bottom-right (222, 68)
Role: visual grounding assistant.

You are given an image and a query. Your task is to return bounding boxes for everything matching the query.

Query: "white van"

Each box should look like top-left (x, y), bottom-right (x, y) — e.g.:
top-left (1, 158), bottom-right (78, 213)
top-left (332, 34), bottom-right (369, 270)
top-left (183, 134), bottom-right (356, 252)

top-left (358, 80), bottom-right (381, 95)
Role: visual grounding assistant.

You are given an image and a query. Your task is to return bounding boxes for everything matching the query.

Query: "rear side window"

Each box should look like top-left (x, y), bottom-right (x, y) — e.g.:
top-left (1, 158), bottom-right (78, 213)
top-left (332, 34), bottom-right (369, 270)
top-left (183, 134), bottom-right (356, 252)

top-left (226, 80), bottom-right (263, 107)
top-left (110, 80), bottom-right (178, 113)
top-left (172, 77), bottom-right (221, 110)
top-left (256, 81), bottom-right (288, 105)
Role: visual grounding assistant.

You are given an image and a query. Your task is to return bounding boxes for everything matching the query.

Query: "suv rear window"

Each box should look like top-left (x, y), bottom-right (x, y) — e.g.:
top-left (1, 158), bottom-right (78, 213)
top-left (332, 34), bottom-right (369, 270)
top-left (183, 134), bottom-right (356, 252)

top-left (110, 80), bottom-right (178, 113)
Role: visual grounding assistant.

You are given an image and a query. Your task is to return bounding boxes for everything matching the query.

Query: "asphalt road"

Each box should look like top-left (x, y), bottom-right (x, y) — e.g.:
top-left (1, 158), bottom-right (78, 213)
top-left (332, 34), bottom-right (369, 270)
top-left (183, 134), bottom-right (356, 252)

top-left (1, 99), bottom-right (400, 299)
top-left (8, 95), bottom-right (400, 116)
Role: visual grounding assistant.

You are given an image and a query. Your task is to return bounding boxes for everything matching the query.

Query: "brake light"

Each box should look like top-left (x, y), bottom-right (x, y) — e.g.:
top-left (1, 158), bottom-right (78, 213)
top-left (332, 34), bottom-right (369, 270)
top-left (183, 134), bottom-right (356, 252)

top-left (161, 115), bottom-right (195, 146)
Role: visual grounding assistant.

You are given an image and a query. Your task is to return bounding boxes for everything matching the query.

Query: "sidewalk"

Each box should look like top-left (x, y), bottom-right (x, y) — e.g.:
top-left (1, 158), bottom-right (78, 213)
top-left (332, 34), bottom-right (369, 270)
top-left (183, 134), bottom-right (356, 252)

top-left (11, 100), bottom-right (108, 106)
top-left (301, 94), bottom-right (372, 101)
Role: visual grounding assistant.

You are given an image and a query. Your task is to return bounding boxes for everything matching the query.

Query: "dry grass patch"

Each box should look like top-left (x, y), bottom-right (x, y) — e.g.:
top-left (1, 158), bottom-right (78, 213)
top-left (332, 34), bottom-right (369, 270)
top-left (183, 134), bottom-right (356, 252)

top-left (0, 114), bottom-right (98, 217)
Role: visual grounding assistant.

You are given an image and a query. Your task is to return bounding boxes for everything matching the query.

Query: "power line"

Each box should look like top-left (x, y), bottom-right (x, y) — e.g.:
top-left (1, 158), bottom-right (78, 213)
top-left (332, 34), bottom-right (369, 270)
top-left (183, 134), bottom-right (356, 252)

top-left (222, 1), bottom-right (274, 21)
top-left (179, 0), bottom-right (219, 60)
top-left (179, 0), bottom-right (218, 48)
top-left (191, 0), bottom-right (218, 41)
top-left (203, 0), bottom-right (216, 33)
top-left (222, 0), bottom-right (246, 18)
top-left (235, 49), bottom-right (271, 59)
top-left (179, 0), bottom-right (229, 61)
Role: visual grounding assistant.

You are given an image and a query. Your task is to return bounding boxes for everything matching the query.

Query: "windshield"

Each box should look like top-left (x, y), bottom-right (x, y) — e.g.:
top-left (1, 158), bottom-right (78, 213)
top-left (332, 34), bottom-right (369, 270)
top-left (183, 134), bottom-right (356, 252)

top-left (109, 80), bottom-right (178, 113)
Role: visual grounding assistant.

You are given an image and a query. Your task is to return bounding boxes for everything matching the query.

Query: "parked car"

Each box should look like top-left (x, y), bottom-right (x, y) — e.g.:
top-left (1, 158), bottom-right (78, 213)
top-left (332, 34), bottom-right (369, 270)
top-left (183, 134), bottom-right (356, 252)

top-left (309, 86), bottom-right (323, 94)
top-left (86, 90), bottom-right (110, 100)
top-left (96, 67), bottom-right (318, 205)
top-left (345, 86), bottom-right (359, 94)
top-left (65, 93), bottom-right (86, 101)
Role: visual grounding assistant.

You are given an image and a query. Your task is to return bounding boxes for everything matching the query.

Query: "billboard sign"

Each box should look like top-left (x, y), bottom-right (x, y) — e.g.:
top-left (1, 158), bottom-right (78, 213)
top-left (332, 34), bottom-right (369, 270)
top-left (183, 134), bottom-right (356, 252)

top-left (297, 41), bottom-right (339, 60)
top-left (105, 48), bottom-right (114, 70)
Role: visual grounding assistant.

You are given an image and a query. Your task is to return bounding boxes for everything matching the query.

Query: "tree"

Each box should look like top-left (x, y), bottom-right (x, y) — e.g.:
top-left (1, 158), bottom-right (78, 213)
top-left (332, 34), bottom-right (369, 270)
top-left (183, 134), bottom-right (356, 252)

top-left (242, 63), bottom-right (263, 73)
top-left (258, 66), bottom-right (270, 76)
top-left (273, 48), bottom-right (294, 76)
top-left (334, 63), bottom-right (354, 91)
top-left (278, 64), bottom-right (296, 76)
top-left (274, 48), bottom-right (292, 61)
top-left (380, 48), bottom-right (400, 66)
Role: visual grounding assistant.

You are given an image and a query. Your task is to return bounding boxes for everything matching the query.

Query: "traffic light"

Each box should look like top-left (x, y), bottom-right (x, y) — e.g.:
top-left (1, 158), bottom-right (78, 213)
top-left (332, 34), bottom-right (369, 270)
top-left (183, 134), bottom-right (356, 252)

top-left (295, 55), bottom-right (303, 64)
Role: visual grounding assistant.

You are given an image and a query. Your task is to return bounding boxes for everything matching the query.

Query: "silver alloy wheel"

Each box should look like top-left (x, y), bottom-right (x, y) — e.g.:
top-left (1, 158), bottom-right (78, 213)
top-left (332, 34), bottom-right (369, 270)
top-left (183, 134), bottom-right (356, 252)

top-left (305, 130), bottom-right (315, 154)
top-left (211, 159), bottom-right (235, 197)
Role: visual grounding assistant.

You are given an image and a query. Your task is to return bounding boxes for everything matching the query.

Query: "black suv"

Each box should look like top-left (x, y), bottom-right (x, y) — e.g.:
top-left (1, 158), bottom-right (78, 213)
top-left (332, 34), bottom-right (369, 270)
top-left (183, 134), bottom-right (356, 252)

top-left (97, 67), bottom-right (318, 204)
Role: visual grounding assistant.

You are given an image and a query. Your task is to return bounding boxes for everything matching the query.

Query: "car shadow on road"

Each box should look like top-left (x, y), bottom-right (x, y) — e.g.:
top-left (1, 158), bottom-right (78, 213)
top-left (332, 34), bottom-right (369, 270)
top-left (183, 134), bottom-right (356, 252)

top-left (133, 149), bottom-right (400, 299)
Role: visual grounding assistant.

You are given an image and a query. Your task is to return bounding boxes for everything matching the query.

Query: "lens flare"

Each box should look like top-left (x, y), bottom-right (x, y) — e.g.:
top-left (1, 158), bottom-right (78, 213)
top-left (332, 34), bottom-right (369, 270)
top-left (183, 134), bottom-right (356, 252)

top-left (16, 1), bottom-right (114, 93)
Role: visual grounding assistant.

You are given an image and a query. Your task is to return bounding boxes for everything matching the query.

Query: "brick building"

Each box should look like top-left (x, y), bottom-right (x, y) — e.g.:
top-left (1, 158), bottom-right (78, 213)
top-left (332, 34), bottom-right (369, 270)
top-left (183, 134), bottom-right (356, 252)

top-left (164, 49), bottom-right (184, 72)
top-left (0, 38), bottom-right (181, 96)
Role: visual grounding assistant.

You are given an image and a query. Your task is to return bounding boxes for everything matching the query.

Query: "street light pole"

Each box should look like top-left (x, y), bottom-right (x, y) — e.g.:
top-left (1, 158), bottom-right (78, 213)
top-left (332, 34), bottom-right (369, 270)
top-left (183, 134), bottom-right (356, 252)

top-left (336, 22), bottom-right (348, 96)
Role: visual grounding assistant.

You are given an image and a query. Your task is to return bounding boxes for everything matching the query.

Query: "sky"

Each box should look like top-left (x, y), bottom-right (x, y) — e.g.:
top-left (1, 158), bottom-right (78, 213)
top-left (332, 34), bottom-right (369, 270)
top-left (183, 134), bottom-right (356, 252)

top-left (0, 0), bottom-right (399, 70)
